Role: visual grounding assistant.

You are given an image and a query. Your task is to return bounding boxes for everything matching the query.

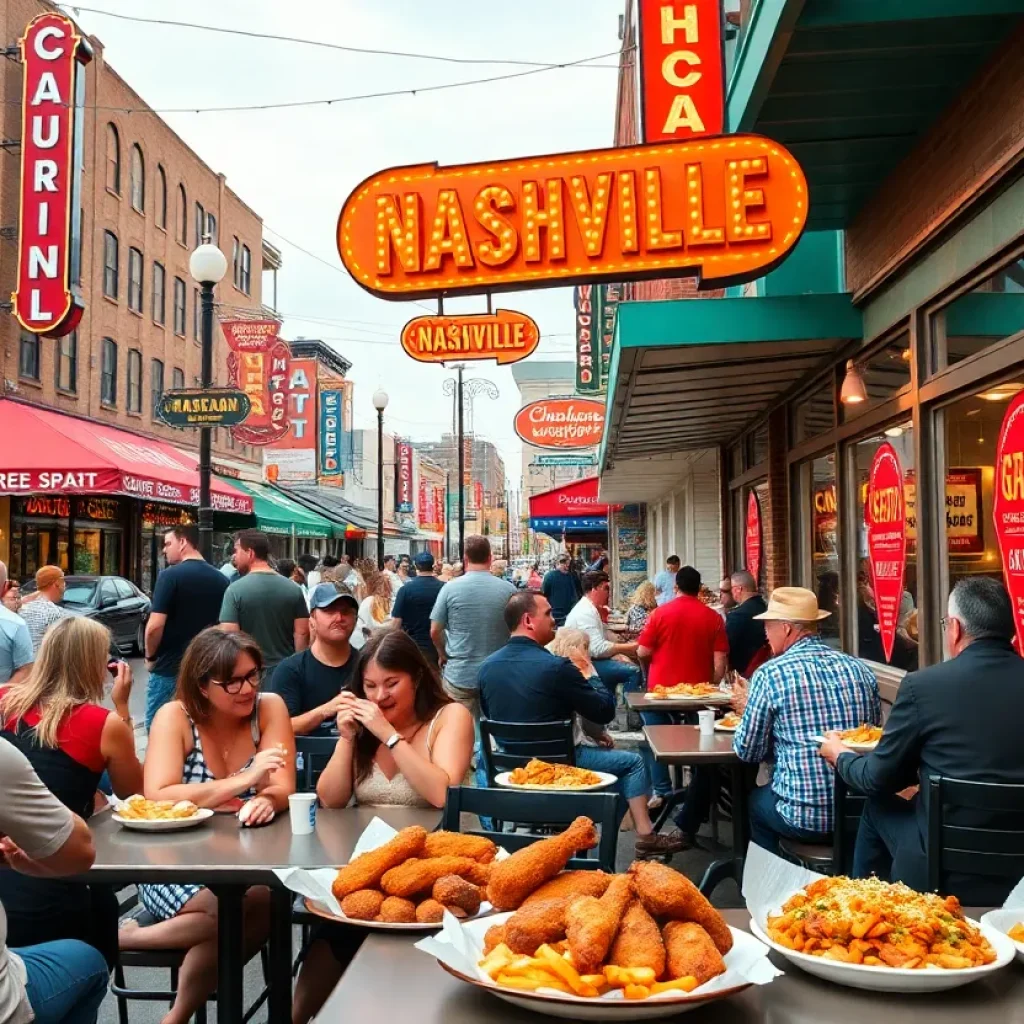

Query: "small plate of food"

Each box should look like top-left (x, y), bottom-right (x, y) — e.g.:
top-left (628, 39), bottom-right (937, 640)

top-left (714, 713), bottom-right (742, 733)
top-left (979, 909), bottom-right (1024, 963)
top-left (753, 876), bottom-right (1014, 992)
top-left (645, 684), bottom-right (731, 704)
top-left (112, 795), bottom-right (213, 831)
top-left (811, 724), bottom-right (883, 752)
top-left (495, 760), bottom-right (618, 792)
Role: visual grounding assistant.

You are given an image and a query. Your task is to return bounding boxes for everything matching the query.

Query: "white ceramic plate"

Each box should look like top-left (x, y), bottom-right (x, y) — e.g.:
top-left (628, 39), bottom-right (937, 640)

top-left (749, 914), bottom-right (1014, 992)
top-left (810, 734), bottom-right (879, 752)
top-left (644, 691), bottom-right (732, 704)
top-left (714, 721), bottom-right (740, 733)
top-left (979, 908), bottom-right (1024, 963)
top-left (112, 808), bottom-right (214, 832)
top-left (304, 897), bottom-right (492, 932)
top-left (493, 770), bottom-right (618, 792)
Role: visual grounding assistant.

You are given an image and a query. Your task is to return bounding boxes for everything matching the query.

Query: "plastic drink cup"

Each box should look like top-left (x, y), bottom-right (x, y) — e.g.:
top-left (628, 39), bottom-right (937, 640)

top-left (288, 793), bottom-right (317, 835)
top-left (697, 709), bottom-right (716, 736)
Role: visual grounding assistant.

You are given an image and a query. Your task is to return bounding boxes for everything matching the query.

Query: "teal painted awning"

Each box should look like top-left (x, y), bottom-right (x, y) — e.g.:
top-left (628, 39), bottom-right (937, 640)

top-left (225, 478), bottom-right (335, 539)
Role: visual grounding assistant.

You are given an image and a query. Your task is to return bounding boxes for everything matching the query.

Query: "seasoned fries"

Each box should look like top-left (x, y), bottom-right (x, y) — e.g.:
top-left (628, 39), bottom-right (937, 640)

top-left (507, 759), bottom-right (602, 789)
top-left (838, 724), bottom-right (883, 745)
top-left (116, 794), bottom-right (199, 820)
top-left (718, 712), bottom-right (742, 729)
top-left (648, 682), bottom-right (719, 699)
top-left (766, 877), bottom-right (997, 970)
top-left (1009, 922), bottom-right (1024, 943)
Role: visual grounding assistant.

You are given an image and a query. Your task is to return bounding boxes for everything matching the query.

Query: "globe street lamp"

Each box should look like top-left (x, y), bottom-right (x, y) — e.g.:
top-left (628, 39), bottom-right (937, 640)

top-left (372, 389), bottom-right (389, 570)
top-left (188, 240), bottom-right (228, 563)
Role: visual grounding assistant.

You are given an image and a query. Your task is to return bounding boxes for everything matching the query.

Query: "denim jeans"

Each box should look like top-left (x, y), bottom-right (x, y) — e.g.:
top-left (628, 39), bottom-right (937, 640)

top-left (575, 744), bottom-right (650, 825)
top-left (18, 939), bottom-right (109, 1024)
top-left (145, 671), bottom-right (178, 730)
top-left (637, 710), bottom-right (674, 797)
top-left (748, 784), bottom-right (831, 856)
top-left (852, 795), bottom-right (926, 889)
top-left (592, 658), bottom-right (641, 702)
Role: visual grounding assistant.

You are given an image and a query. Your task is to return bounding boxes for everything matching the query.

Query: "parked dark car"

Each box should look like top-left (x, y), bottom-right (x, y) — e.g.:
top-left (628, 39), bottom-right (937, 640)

top-left (21, 575), bottom-right (150, 655)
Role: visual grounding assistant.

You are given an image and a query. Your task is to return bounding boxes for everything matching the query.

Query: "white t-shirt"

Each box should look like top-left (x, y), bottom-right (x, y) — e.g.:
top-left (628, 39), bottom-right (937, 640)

top-left (564, 597), bottom-right (615, 659)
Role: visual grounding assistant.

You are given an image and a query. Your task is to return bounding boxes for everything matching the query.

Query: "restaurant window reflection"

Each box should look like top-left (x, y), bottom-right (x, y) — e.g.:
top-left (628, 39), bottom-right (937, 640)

top-left (852, 423), bottom-right (918, 670)
top-left (842, 333), bottom-right (912, 422)
top-left (792, 378), bottom-right (834, 445)
top-left (810, 455), bottom-right (840, 645)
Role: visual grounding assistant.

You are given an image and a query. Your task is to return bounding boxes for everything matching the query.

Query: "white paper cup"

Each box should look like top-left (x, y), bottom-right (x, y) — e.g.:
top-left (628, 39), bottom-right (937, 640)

top-left (288, 793), bottom-right (317, 835)
top-left (698, 709), bottom-right (716, 735)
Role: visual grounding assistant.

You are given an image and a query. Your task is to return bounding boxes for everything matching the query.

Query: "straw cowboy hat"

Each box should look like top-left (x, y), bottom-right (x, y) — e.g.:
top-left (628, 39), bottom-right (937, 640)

top-left (753, 586), bottom-right (831, 622)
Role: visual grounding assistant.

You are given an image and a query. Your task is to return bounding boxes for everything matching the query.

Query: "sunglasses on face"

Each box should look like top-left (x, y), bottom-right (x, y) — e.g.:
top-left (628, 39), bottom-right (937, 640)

top-left (208, 668), bottom-right (263, 694)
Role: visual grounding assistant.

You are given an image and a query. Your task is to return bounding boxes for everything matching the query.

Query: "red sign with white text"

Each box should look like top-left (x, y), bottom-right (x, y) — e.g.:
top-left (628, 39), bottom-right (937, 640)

top-left (639, 0), bottom-right (725, 142)
top-left (745, 490), bottom-right (761, 585)
top-left (222, 320), bottom-right (292, 446)
top-left (993, 392), bottom-right (1024, 651)
top-left (866, 443), bottom-right (907, 664)
top-left (395, 441), bottom-right (414, 514)
top-left (12, 14), bottom-right (91, 337)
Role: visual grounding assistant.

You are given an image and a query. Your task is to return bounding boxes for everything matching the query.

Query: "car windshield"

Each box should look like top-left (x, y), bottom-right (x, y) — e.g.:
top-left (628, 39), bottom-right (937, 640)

top-left (62, 581), bottom-right (98, 605)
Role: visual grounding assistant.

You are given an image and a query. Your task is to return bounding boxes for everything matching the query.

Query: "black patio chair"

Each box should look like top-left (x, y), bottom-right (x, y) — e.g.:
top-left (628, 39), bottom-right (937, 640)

top-left (295, 734), bottom-right (338, 793)
top-left (477, 718), bottom-right (575, 785)
top-left (777, 776), bottom-right (866, 876)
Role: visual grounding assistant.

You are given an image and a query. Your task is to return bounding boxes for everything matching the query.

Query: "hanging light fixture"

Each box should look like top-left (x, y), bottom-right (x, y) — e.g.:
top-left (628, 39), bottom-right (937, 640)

top-left (840, 360), bottom-right (868, 404)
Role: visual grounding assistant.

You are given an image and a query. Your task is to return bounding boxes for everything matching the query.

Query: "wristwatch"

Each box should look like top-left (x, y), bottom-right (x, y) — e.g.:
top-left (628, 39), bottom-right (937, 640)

top-left (384, 732), bottom-right (403, 750)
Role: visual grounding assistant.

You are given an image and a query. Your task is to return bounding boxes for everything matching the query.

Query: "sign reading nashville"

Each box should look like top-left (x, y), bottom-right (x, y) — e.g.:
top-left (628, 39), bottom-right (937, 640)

top-left (156, 388), bottom-right (251, 428)
top-left (400, 309), bottom-right (539, 365)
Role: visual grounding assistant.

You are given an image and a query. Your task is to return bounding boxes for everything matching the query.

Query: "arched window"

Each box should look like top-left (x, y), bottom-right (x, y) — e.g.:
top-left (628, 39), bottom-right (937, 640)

top-left (156, 164), bottom-right (167, 229)
top-left (106, 123), bottom-right (120, 193)
top-left (177, 184), bottom-right (187, 244)
top-left (130, 144), bottom-right (145, 212)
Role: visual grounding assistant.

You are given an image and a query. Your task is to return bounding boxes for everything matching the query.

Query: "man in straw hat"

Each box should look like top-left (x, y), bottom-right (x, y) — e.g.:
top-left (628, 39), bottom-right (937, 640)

top-left (732, 586), bottom-right (880, 855)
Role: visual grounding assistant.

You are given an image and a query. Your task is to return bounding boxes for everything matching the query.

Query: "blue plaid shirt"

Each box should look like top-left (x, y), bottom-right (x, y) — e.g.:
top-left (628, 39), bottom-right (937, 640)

top-left (733, 635), bottom-right (880, 833)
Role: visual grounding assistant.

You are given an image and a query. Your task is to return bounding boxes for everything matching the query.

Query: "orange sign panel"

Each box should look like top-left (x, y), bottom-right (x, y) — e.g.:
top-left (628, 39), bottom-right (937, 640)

top-left (514, 399), bottom-right (606, 450)
top-left (400, 309), bottom-right (539, 365)
top-left (337, 136), bottom-right (808, 300)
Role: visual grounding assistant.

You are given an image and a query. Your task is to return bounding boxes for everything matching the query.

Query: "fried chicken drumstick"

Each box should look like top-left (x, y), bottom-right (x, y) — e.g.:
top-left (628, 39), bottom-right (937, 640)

top-left (663, 921), bottom-right (726, 984)
top-left (609, 899), bottom-right (666, 979)
top-left (565, 874), bottom-right (634, 975)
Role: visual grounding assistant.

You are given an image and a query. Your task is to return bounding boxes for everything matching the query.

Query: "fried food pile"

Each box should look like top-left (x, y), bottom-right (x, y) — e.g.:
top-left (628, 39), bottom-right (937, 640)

top-left (718, 712), bottom-right (742, 729)
top-left (838, 724), bottom-right (883, 745)
top-left (478, 834), bottom-right (733, 1001)
top-left (766, 876), bottom-right (997, 969)
top-left (116, 794), bottom-right (200, 820)
top-left (648, 682), bottom-right (719, 699)
top-left (507, 759), bottom-right (602, 789)
top-left (330, 826), bottom-right (494, 924)
top-left (1009, 922), bottom-right (1024, 943)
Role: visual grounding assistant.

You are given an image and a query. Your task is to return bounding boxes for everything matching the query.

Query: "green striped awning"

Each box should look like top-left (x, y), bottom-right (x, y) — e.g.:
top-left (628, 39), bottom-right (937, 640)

top-left (224, 478), bottom-right (334, 538)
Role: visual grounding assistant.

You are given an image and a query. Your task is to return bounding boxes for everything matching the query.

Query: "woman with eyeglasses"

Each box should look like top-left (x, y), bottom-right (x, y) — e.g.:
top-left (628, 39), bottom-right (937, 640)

top-left (122, 627), bottom-right (295, 1024)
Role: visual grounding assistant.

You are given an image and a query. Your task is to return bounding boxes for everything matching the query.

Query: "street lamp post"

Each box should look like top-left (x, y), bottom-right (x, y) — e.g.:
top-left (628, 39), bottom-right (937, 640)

top-left (373, 389), bottom-right (389, 570)
top-left (188, 239), bottom-right (228, 563)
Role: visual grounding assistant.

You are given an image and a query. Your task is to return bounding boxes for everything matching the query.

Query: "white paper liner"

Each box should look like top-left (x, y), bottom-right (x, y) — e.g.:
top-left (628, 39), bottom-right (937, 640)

top-left (1002, 875), bottom-right (1024, 910)
top-left (741, 840), bottom-right (827, 925)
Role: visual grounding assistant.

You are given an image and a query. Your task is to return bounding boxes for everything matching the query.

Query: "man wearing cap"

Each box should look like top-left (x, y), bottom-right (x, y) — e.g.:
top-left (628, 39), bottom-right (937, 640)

top-left (542, 553), bottom-right (582, 627)
top-left (733, 587), bottom-right (880, 855)
top-left (18, 565), bottom-right (68, 655)
top-left (268, 582), bottom-right (359, 735)
top-left (391, 552), bottom-right (445, 663)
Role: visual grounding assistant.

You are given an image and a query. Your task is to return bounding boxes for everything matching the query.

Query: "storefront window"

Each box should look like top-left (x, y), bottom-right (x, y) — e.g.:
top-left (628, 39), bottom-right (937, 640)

top-left (842, 332), bottom-right (912, 421)
top-left (791, 377), bottom-right (834, 445)
top-left (809, 455), bottom-right (840, 644)
top-left (728, 443), bottom-right (743, 480)
top-left (749, 422), bottom-right (769, 467)
top-left (852, 423), bottom-right (918, 670)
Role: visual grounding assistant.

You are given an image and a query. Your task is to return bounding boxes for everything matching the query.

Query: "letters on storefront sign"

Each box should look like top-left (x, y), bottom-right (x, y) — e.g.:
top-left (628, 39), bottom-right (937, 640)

top-left (993, 393), bottom-right (1024, 650)
top-left (513, 399), bottom-right (606, 450)
top-left (400, 310), bottom-right (539, 365)
top-left (866, 443), bottom-right (907, 664)
top-left (222, 320), bottom-right (292, 446)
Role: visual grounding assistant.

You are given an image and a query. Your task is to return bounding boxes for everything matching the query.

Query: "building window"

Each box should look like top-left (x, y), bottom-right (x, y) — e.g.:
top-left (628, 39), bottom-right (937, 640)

top-left (106, 123), bottom-right (120, 193)
top-left (128, 247), bottom-right (143, 313)
top-left (177, 184), bottom-right (187, 244)
top-left (130, 144), bottom-right (145, 212)
top-left (195, 202), bottom-right (205, 245)
top-left (151, 358), bottom-right (164, 416)
top-left (18, 331), bottom-right (39, 381)
top-left (193, 287), bottom-right (201, 339)
top-left (172, 367), bottom-right (184, 390)
top-left (232, 237), bottom-right (240, 287)
top-left (103, 231), bottom-right (119, 299)
top-left (791, 376), bottom-right (835, 446)
top-left (101, 338), bottom-right (117, 406)
top-left (127, 349), bottom-right (142, 413)
top-left (152, 262), bottom-right (165, 324)
top-left (207, 213), bottom-right (217, 245)
top-left (240, 244), bottom-right (251, 294)
top-left (173, 277), bottom-right (186, 335)
top-left (792, 454), bottom-right (840, 646)
top-left (55, 330), bottom-right (77, 393)
top-left (156, 164), bottom-right (167, 229)
top-left (842, 332), bottom-right (912, 422)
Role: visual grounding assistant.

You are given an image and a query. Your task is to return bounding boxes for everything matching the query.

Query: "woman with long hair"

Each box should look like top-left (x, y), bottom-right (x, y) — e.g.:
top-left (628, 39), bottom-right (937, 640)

top-left (352, 571), bottom-right (394, 650)
top-left (121, 627), bottom-right (295, 1024)
top-left (294, 631), bottom-right (473, 1022)
top-left (0, 616), bottom-right (142, 967)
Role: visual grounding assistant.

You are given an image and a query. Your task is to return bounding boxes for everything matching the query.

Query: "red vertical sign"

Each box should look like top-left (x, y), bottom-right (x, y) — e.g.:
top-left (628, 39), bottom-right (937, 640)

top-left (993, 392), bottom-right (1024, 651)
top-left (222, 320), bottom-right (292, 446)
top-left (745, 490), bottom-right (761, 586)
top-left (395, 441), bottom-right (414, 514)
top-left (866, 443), bottom-right (907, 664)
top-left (638, 0), bottom-right (725, 142)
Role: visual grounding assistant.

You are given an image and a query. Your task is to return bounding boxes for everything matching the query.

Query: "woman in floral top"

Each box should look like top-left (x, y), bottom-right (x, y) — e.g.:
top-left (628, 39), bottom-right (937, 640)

top-left (625, 581), bottom-right (657, 638)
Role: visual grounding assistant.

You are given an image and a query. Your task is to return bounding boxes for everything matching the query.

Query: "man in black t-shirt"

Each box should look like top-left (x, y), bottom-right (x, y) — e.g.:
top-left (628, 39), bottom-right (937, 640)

top-left (268, 582), bottom-right (359, 734)
top-left (144, 525), bottom-right (229, 729)
top-left (391, 551), bottom-right (445, 663)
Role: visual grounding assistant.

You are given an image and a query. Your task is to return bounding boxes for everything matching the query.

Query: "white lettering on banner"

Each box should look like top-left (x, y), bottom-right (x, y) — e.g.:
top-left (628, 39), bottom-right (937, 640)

top-left (36, 471), bottom-right (98, 489)
top-left (0, 473), bottom-right (32, 490)
top-left (98, 436), bottom-right (190, 471)
top-left (557, 493), bottom-right (598, 505)
top-left (33, 25), bottom-right (65, 58)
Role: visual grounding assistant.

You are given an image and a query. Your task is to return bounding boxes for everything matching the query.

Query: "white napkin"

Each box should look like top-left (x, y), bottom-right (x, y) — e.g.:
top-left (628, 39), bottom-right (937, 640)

top-left (1002, 875), bottom-right (1024, 910)
top-left (742, 841), bottom-right (826, 924)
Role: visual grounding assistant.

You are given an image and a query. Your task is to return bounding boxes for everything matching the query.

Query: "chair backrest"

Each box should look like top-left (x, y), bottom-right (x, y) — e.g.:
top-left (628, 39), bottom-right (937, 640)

top-left (831, 775), bottom-right (866, 875)
top-left (441, 786), bottom-right (619, 872)
top-left (927, 776), bottom-right (1024, 892)
top-left (295, 735), bottom-right (338, 793)
top-left (478, 719), bottom-right (575, 785)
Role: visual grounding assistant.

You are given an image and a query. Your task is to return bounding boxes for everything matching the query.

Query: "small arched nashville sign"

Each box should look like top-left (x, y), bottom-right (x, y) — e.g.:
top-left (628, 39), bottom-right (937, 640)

top-left (156, 388), bottom-right (251, 429)
top-left (400, 309), bottom-right (539, 365)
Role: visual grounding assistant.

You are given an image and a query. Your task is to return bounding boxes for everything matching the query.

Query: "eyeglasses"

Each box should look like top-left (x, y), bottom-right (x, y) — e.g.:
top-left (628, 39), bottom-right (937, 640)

top-left (208, 668), bottom-right (263, 694)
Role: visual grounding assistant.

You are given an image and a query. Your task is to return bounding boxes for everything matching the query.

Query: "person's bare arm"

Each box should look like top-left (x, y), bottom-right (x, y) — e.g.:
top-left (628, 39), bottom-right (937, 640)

top-left (293, 618), bottom-right (310, 653)
top-left (610, 641), bottom-right (638, 657)
top-left (289, 693), bottom-right (346, 736)
top-left (144, 612), bottom-right (167, 662)
top-left (390, 617), bottom-right (403, 631)
top-left (248, 694), bottom-right (296, 813)
top-left (430, 620), bottom-right (448, 667)
top-left (637, 644), bottom-right (653, 672)
top-left (712, 651), bottom-right (728, 684)
top-left (100, 714), bottom-right (144, 798)
top-left (7, 664), bottom-right (30, 686)
top-left (317, 716), bottom-right (356, 809)
top-left (0, 814), bottom-right (95, 878)
top-left (387, 704), bottom-right (474, 808)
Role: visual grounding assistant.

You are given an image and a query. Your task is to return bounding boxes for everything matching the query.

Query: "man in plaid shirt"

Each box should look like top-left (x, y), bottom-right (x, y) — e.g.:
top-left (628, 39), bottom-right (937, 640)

top-left (733, 587), bottom-right (880, 854)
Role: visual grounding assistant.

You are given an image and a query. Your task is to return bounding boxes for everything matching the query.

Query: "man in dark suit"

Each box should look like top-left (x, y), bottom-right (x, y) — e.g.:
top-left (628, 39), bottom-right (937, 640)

top-left (820, 576), bottom-right (1024, 904)
top-left (724, 570), bottom-right (768, 675)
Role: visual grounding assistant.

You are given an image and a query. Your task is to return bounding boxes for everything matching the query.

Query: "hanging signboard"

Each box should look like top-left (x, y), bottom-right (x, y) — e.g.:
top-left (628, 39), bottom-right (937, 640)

top-left (337, 136), bottom-right (809, 299)
top-left (866, 443), bottom-right (907, 664)
top-left (638, 0), bottom-right (725, 142)
top-left (994, 392), bottom-right (1024, 651)
top-left (395, 440), bottom-right (414, 513)
top-left (599, 284), bottom-right (622, 391)
top-left (514, 399), bottom-right (606, 450)
top-left (222, 319), bottom-right (292, 446)
top-left (156, 388), bottom-right (251, 428)
top-left (12, 14), bottom-right (92, 338)
top-left (318, 377), bottom-right (346, 482)
top-left (400, 309), bottom-right (539, 364)
top-left (745, 490), bottom-right (761, 586)
top-left (574, 285), bottom-right (597, 393)
top-left (536, 454), bottom-right (598, 467)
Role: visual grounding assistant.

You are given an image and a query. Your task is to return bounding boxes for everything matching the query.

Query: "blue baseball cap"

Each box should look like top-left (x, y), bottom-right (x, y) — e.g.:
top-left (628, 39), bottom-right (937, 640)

top-left (309, 582), bottom-right (359, 611)
top-left (413, 551), bottom-right (435, 570)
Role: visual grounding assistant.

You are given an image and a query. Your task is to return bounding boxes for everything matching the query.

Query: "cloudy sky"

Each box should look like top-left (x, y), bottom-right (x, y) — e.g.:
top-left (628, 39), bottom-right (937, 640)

top-left (68, 0), bottom-right (626, 479)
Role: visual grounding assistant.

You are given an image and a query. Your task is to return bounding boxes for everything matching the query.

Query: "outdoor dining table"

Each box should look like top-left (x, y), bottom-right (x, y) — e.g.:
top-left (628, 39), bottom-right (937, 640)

top-left (626, 690), bottom-right (733, 712)
top-left (314, 907), bottom-right (1023, 1022)
top-left (83, 803), bottom-right (441, 1024)
top-left (643, 724), bottom-right (752, 898)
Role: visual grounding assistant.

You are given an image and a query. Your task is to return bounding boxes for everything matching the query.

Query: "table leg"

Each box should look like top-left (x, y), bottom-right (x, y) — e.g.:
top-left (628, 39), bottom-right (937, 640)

top-left (268, 887), bottom-right (293, 1021)
top-left (698, 764), bottom-right (749, 898)
top-left (212, 885), bottom-right (245, 1024)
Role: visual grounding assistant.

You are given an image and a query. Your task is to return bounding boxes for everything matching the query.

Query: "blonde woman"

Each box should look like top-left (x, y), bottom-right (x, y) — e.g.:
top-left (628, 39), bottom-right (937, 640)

top-left (547, 628), bottom-right (608, 747)
top-left (353, 572), bottom-right (394, 650)
top-left (625, 581), bottom-right (657, 638)
top-left (438, 563), bottom-right (454, 583)
top-left (0, 615), bottom-right (142, 966)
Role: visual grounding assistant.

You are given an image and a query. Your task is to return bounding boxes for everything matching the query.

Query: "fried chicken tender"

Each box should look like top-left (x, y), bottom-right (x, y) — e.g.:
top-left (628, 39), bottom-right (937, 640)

top-left (630, 860), bottom-right (733, 954)
top-left (377, 896), bottom-right (417, 923)
top-left (565, 874), bottom-right (634, 974)
top-left (339, 889), bottom-right (384, 921)
top-left (663, 921), bottom-right (726, 985)
top-left (432, 875), bottom-right (482, 916)
top-left (505, 898), bottom-right (570, 954)
top-left (487, 817), bottom-right (598, 911)
top-left (380, 856), bottom-right (485, 897)
top-left (332, 826), bottom-right (428, 900)
top-left (609, 899), bottom-right (666, 979)
top-left (423, 832), bottom-right (497, 863)
top-left (483, 923), bottom-right (507, 954)
top-left (415, 899), bottom-right (446, 924)
top-left (522, 870), bottom-right (611, 906)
